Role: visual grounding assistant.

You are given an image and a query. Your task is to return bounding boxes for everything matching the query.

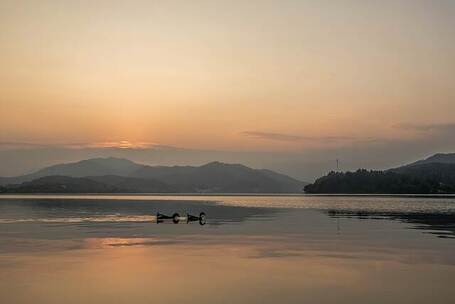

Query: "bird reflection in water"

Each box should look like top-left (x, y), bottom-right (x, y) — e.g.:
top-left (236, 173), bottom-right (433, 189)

top-left (156, 212), bottom-right (206, 225)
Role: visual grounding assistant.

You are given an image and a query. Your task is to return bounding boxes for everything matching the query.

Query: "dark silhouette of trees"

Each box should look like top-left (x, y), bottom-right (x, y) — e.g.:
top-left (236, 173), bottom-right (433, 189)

top-left (304, 164), bottom-right (455, 194)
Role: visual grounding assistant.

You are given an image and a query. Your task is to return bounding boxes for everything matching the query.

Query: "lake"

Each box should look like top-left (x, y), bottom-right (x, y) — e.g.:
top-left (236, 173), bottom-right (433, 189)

top-left (1, 195), bottom-right (455, 304)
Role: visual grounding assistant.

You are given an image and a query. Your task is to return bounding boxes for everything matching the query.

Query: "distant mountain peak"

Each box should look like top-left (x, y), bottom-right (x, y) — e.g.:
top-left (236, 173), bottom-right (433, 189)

top-left (0, 157), bottom-right (143, 185)
top-left (84, 157), bottom-right (139, 164)
top-left (202, 161), bottom-right (246, 168)
top-left (425, 153), bottom-right (455, 161)
top-left (202, 161), bottom-right (224, 166)
top-left (404, 153), bottom-right (455, 168)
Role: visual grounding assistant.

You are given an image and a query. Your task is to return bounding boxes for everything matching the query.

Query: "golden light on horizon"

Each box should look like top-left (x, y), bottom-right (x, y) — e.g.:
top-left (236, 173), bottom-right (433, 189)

top-left (87, 141), bottom-right (157, 149)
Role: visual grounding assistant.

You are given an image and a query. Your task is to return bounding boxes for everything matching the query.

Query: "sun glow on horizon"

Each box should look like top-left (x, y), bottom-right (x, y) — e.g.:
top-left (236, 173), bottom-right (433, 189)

top-left (87, 141), bottom-right (157, 149)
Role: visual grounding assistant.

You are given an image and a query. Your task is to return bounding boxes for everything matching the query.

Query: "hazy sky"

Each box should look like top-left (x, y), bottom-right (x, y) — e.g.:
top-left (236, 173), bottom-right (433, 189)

top-left (1, 0), bottom-right (455, 177)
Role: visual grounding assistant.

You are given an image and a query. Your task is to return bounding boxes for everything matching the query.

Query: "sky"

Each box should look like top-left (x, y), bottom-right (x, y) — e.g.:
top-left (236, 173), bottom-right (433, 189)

top-left (1, 0), bottom-right (455, 180)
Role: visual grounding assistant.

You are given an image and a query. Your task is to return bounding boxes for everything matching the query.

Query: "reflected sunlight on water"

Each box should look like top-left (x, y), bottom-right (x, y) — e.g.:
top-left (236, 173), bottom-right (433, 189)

top-left (2, 194), bottom-right (455, 213)
top-left (0, 195), bottom-right (455, 304)
top-left (0, 215), bottom-right (156, 224)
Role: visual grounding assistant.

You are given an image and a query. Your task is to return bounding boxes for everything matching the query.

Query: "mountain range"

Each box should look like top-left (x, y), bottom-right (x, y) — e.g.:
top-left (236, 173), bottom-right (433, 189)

top-left (0, 158), bottom-right (306, 193)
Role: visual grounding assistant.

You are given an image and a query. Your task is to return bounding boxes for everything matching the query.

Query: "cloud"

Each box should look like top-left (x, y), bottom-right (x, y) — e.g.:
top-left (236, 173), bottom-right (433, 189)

top-left (242, 131), bottom-right (303, 142)
top-left (0, 141), bottom-right (159, 150)
top-left (78, 141), bottom-right (158, 149)
top-left (0, 141), bottom-right (49, 149)
top-left (241, 131), bottom-right (353, 143)
top-left (393, 122), bottom-right (455, 133)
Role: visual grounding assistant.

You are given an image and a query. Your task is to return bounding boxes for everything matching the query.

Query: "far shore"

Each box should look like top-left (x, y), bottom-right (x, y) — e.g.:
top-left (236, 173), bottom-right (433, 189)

top-left (1, 193), bottom-right (455, 199)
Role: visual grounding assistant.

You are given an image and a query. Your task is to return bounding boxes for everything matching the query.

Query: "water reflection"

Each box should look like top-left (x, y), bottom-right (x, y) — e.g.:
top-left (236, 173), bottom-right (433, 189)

top-left (1, 196), bottom-right (455, 304)
top-left (0, 198), bottom-right (283, 250)
top-left (326, 210), bottom-right (455, 239)
top-left (0, 198), bottom-right (279, 225)
top-left (2, 234), bottom-right (455, 304)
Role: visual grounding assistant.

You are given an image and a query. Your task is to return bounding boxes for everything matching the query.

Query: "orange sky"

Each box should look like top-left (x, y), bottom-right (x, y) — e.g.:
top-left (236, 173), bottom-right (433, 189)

top-left (1, 0), bottom-right (455, 152)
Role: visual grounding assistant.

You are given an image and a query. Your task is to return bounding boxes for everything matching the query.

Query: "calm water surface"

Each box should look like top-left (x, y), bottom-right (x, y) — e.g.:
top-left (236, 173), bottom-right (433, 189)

top-left (1, 195), bottom-right (455, 304)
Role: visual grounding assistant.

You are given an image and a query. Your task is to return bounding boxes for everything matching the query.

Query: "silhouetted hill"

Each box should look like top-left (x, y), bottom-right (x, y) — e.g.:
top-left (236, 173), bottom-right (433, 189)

top-left (86, 175), bottom-right (175, 193)
top-left (304, 153), bottom-right (455, 194)
top-left (0, 158), bottom-right (306, 193)
top-left (403, 153), bottom-right (455, 167)
top-left (132, 161), bottom-right (304, 193)
top-left (0, 157), bottom-right (142, 185)
top-left (2, 176), bottom-right (120, 193)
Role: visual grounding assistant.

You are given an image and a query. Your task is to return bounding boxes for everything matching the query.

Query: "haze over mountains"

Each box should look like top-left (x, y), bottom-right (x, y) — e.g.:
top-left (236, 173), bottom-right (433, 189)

top-left (0, 158), bottom-right (306, 193)
top-left (2, 153), bottom-right (455, 194)
top-left (3, 141), bottom-right (455, 183)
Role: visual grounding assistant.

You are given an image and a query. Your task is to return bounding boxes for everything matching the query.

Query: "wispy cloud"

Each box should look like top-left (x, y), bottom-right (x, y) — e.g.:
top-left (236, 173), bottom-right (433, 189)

top-left (241, 131), bottom-right (353, 143)
top-left (0, 141), bottom-right (159, 150)
top-left (79, 141), bottom-right (158, 149)
top-left (393, 122), bottom-right (455, 132)
top-left (242, 131), bottom-right (303, 142)
top-left (0, 141), bottom-right (49, 149)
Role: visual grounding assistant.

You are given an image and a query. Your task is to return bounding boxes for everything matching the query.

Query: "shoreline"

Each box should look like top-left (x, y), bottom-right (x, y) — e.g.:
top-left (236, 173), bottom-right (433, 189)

top-left (1, 193), bottom-right (455, 199)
